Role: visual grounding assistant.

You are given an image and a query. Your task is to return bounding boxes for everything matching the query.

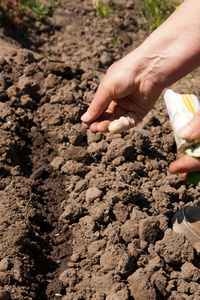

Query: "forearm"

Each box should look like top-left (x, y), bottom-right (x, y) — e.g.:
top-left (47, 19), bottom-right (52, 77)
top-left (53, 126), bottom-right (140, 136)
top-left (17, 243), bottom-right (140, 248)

top-left (133, 0), bottom-right (200, 89)
top-left (81, 0), bottom-right (200, 131)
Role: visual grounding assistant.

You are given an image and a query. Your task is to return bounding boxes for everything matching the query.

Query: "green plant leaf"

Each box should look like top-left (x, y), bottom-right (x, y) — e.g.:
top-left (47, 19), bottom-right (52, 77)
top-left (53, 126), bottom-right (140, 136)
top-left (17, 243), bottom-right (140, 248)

top-left (186, 171), bottom-right (200, 186)
top-left (140, 0), bottom-right (182, 31)
top-left (95, 0), bottom-right (114, 18)
top-left (21, 0), bottom-right (54, 21)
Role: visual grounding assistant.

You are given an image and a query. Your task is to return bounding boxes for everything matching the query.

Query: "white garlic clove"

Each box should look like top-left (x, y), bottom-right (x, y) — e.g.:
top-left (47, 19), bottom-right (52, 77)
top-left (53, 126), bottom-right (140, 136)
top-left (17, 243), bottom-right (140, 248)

top-left (108, 116), bottom-right (134, 134)
top-left (108, 112), bottom-right (143, 134)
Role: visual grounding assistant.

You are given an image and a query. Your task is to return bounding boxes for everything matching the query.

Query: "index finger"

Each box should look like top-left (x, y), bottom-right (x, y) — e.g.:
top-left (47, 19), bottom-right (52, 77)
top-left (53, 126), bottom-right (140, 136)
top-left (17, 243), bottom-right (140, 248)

top-left (81, 79), bottom-right (113, 124)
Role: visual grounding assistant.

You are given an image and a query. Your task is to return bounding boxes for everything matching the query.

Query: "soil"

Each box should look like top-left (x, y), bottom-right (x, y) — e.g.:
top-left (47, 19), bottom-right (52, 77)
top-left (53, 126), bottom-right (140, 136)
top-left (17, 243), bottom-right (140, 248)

top-left (0, 1), bottom-right (200, 299)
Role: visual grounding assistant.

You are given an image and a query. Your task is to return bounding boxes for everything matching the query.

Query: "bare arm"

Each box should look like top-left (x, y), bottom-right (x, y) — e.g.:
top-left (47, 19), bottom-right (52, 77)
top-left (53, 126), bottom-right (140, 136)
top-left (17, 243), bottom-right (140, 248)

top-left (81, 0), bottom-right (200, 131)
top-left (81, 0), bottom-right (200, 179)
top-left (137, 0), bottom-right (200, 89)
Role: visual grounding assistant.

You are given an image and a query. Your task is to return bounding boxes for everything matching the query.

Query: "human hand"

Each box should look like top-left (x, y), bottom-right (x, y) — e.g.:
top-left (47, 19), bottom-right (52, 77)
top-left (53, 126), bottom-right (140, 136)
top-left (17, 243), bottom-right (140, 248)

top-left (169, 110), bottom-right (200, 178)
top-left (81, 50), bottom-right (164, 133)
top-left (81, 0), bottom-right (200, 134)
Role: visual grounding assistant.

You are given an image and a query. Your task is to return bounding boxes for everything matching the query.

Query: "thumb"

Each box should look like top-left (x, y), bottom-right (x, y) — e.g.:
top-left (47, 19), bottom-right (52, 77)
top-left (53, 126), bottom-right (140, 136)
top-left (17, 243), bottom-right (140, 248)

top-left (81, 79), bottom-right (112, 123)
top-left (178, 110), bottom-right (200, 140)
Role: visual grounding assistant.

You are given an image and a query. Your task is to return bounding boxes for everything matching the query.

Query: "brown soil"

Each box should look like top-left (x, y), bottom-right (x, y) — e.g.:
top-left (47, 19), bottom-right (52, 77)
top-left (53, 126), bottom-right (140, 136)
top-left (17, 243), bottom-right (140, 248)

top-left (0, 1), bottom-right (200, 299)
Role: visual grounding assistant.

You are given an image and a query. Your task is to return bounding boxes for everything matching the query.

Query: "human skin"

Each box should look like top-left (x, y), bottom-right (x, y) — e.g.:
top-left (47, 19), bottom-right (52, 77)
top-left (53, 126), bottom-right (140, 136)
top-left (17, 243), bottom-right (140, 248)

top-left (81, 0), bottom-right (200, 178)
top-left (169, 111), bottom-right (200, 177)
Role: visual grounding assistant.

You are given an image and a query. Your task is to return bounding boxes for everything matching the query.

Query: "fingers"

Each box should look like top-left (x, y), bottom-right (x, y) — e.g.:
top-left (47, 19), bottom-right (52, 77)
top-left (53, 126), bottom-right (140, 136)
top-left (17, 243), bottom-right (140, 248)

top-left (169, 154), bottom-right (200, 174)
top-left (178, 110), bottom-right (200, 140)
top-left (81, 78), bottom-right (113, 124)
top-left (180, 173), bottom-right (187, 179)
top-left (86, 120), bottom-right (113, 133)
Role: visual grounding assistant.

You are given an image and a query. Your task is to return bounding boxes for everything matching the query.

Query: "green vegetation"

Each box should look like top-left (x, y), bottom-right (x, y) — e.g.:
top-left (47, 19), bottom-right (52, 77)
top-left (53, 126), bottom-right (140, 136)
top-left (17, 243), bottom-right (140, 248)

top-left (0, 0), bottom-right (55, 24)
top-left (111, 36), bottom-right (120, 47)
top-left (93, 0), bottom-right (114, 18)
top-left (140, 0), bottom-right (182, 31)
top-left (186, 171), bottom-right (200, 186)
top-left (20, 0), bottom-right (55, 21)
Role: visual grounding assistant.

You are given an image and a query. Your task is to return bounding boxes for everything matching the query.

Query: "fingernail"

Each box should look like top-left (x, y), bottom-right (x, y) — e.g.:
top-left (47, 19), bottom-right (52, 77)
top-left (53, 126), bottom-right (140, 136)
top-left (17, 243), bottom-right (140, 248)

top-left (178, 125), bottom-right (192, 139)
top-left (81, 111), bottom-right (90, 122)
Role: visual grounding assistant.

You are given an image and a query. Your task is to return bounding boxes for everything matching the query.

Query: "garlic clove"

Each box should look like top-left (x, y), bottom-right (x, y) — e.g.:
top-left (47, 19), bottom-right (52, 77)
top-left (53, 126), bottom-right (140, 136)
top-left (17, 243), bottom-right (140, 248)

top-left (108, 112), bottom-right (143, 134)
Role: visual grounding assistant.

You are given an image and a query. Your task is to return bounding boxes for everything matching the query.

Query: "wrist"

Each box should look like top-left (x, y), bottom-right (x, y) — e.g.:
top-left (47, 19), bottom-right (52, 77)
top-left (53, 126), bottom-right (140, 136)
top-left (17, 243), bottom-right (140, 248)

top-left (132, 0), bottom-right (200, 89)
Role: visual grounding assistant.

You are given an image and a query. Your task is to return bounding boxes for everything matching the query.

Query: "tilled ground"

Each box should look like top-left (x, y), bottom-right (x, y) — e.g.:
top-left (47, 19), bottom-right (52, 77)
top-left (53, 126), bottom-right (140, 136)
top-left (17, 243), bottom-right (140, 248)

top-left (0, 1), bottom-right (200, 299)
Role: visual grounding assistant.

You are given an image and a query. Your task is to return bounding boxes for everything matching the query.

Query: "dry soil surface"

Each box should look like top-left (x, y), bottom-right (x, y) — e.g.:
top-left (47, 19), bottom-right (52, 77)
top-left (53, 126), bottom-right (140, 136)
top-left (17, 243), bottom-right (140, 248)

top-left (0, 1), bottom-right (200, 299)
